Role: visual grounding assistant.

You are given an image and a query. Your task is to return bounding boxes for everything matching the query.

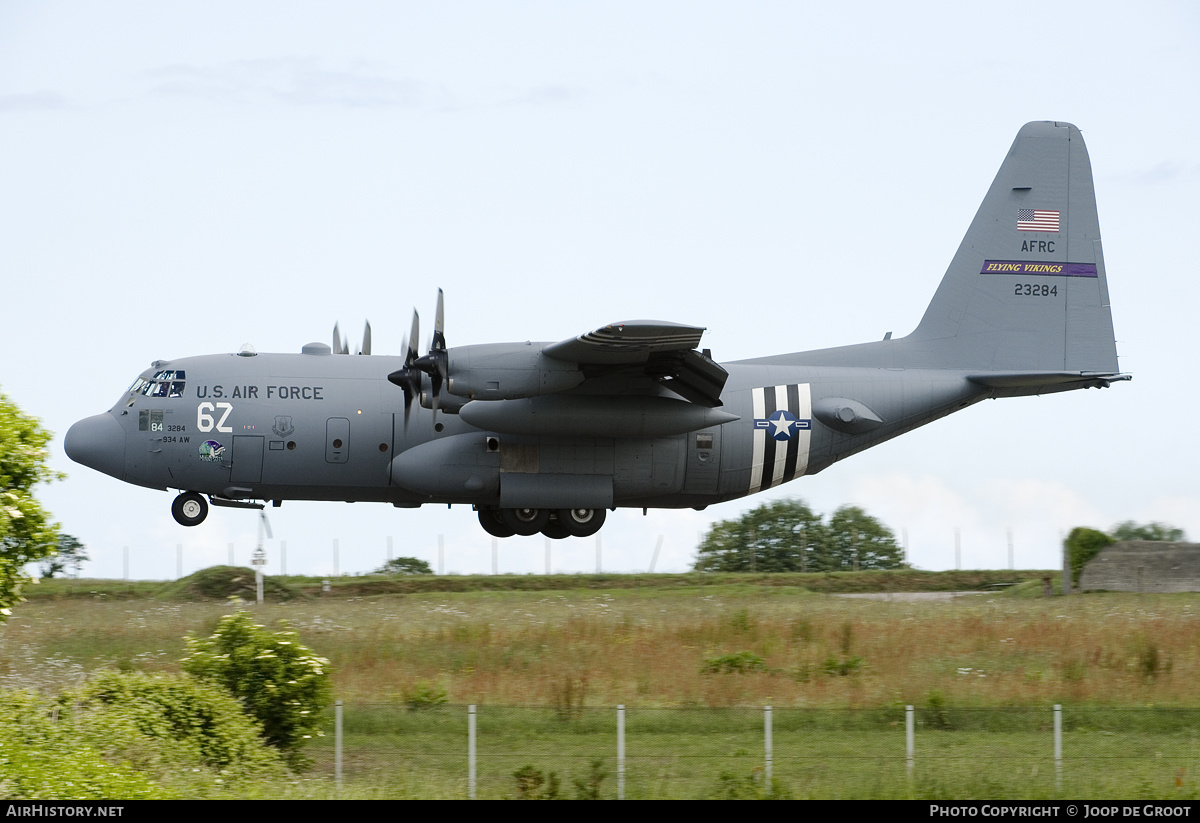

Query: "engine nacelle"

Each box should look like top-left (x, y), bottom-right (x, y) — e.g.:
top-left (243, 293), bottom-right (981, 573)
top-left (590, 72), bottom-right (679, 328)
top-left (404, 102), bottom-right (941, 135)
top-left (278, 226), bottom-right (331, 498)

top-left (446, 343), bottom-right (584, 400)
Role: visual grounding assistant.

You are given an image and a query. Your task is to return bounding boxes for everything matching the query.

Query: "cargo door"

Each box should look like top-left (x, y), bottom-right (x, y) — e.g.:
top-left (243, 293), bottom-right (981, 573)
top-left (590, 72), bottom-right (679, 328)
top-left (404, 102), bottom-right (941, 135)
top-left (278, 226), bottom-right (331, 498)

top-left (231, 435), bottom-right (264, 483)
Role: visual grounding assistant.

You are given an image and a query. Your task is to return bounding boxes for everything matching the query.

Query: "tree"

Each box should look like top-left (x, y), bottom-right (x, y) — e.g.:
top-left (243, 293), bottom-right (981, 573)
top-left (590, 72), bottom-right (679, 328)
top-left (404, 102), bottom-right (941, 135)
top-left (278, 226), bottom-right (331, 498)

top-left (693, 499), bottom-right (825, 572)
top-left (180, 611), bottom-right (331, 769)
top-left (1110, 520), bottom-right (1186, 542)
top-left (824, 505), bottom-right (904, 571)
top-left (1065, 526), bottom-right (1114, 586)
top-left (374, 556), bottom-right (433, 575)
top-left (39, 533), bottom-right (88, 579)
top-left (693, 499), bottom-right (904, 573)
top-left (0, 389), bottom-right (61, 619)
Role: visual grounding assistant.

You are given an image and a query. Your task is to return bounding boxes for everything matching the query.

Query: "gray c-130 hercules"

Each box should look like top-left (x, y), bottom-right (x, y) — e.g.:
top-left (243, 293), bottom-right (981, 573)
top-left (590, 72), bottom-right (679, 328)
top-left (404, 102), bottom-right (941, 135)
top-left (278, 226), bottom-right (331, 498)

top-left (66, 121), bottom-right (1128, 539)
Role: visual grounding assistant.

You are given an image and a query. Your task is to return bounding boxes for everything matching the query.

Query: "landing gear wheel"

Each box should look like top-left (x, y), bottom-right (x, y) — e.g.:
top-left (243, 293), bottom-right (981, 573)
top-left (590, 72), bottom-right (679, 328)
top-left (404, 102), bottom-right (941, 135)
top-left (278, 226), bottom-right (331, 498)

top-left (172, 492), bottom-right (208, 527)
top-left (477, 506), bottom-right (516, 538)
top-left (557, 507), bottom-right (606, 537)
top-left (541, 516), bottom-right (571, 540)
top-left (501, 507), bottom-right (550, 536)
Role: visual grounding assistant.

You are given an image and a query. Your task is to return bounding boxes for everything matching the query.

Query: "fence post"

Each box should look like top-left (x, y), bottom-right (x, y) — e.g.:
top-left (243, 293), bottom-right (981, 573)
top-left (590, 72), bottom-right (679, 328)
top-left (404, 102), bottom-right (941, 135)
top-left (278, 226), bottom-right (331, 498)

top-left (335, 699), bottom-right (343, 788)
top-left (1054, 704), bottom-right (1062, 791)
top-left (468, 704), bottom-right (477, 799)
top-left (906, 705), bottom-right (914, 781)
top-left (617, 705), bottom-right (625, 800)
top-left (764, 705), bottom-right (773, 785)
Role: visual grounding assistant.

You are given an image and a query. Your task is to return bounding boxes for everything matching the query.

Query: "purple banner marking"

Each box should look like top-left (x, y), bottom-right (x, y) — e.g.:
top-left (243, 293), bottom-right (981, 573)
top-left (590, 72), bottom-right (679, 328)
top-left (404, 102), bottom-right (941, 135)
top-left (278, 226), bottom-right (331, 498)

top-left (980, 260), bottom-right (1097, 277)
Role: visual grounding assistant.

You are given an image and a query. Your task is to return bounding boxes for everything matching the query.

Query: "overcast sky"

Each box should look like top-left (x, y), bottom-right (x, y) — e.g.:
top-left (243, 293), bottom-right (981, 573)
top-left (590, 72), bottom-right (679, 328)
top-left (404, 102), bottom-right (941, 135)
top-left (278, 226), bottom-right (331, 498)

top-left (2, 2), bottom-right (1197, 579)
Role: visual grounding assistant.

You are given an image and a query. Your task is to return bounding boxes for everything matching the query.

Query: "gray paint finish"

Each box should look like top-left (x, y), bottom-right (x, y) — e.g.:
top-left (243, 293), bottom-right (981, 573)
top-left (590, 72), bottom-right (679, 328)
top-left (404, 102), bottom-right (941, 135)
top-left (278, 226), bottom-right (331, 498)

top-left (65, 122), bottom-right (1127, 539)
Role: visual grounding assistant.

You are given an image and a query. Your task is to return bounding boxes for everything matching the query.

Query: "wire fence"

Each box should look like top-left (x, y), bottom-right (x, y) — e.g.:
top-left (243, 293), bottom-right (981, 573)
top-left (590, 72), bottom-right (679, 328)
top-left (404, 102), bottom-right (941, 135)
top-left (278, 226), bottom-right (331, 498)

top-left (302, 703), bottom-right (1200, 799)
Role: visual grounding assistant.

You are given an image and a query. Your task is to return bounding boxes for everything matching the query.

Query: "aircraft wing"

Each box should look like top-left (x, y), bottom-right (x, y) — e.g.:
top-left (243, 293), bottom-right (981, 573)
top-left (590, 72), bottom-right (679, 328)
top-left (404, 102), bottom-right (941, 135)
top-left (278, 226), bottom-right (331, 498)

top-left (545, 320), bottom-right (729, 407)
top-left (544, 320), bottom-right (705, 364)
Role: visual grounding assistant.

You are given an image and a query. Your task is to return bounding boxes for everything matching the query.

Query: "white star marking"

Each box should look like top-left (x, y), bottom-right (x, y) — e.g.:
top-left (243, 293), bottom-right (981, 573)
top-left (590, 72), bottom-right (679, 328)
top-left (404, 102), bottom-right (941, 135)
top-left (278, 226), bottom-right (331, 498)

top-left (770, 412), bottom-right (795, 437)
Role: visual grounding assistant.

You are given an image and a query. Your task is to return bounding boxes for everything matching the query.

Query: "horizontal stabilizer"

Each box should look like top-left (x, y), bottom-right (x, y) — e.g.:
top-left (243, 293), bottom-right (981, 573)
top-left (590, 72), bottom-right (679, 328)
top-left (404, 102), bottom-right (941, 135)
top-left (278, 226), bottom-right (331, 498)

top-left (967, 371), bottom-right (1131, 389)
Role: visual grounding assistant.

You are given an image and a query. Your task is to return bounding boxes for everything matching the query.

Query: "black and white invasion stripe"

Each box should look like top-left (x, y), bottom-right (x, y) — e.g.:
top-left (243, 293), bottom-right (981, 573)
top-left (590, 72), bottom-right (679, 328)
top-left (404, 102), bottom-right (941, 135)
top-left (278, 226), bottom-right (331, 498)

top-left (749, 383), bottom-right (812, 494)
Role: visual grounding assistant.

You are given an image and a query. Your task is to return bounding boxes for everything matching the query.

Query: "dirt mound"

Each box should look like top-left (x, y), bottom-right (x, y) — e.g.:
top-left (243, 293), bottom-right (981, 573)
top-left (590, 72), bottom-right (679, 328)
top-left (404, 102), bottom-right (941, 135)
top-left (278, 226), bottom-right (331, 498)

top-left (158, 566), bottom-right (304, 602)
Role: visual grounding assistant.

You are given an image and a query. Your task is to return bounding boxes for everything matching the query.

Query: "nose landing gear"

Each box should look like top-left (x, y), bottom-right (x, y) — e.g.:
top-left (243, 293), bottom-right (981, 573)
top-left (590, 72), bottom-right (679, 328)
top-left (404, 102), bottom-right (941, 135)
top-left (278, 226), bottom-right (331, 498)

top-left (171, 492), bottom-right (209, 527)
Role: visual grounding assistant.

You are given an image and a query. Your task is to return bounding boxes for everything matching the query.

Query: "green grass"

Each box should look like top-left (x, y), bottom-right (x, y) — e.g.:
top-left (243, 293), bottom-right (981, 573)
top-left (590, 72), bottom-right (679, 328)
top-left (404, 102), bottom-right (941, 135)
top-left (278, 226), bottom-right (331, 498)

top-left (9, 571), bottom-right (1200, 797)
top-left (298, 704), bottom-right (1200, 799)
top-left (25, 568), bottom-right (1056, 600)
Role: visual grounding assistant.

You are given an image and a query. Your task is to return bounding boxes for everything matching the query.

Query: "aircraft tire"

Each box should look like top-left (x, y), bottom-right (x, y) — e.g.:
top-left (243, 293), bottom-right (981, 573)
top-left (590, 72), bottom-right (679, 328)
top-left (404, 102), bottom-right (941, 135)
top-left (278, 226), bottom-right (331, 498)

top-left (172, 492), bottom-right (208, 527)
top-left (501, 507), bottom-right (550, 536)
top-left (477, 507), bottom-right (516, 538)
top-left (557, 507), bottom-right (606, 537)
top-left (541, 516), bottom-right (571, 540)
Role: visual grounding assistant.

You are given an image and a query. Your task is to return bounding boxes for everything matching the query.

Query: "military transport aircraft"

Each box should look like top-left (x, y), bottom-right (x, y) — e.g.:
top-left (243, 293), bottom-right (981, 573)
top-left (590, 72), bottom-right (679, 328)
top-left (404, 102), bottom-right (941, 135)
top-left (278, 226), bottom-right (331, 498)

top-left (65, 121), bottom-right (1128, 540)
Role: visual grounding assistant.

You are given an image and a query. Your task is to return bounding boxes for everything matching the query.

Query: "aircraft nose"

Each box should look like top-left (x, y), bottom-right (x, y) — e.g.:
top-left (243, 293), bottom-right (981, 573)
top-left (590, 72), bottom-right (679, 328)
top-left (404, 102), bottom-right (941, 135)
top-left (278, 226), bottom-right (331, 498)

top-left (64, 413), bottom-right (126, 480)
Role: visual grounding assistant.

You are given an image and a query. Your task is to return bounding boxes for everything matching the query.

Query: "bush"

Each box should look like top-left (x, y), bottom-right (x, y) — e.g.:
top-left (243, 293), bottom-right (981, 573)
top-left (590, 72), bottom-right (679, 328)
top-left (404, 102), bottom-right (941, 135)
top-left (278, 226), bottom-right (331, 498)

top-left (181, 611), bottom-right (331, 768)
top-left (1065, 527), bottom-right (1114, 586)
top-left (374, 556), bottom-right (434, 575)
top-left (701, 651), bottom-right (769, 674)
top-left (512, 765), bottom-right (561, 799)
top-left (0, 689), bottom-right (168, 799)
top-left (60, 670), bottom-right (285, 776)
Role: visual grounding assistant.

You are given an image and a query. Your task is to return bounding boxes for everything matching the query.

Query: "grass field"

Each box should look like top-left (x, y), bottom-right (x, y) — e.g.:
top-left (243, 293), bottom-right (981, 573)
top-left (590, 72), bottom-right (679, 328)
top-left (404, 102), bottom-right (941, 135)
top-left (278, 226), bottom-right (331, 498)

top-left (6, 570), bottom-right (1200, 797)
top-left (301, 704), bottom-right (1200, 799)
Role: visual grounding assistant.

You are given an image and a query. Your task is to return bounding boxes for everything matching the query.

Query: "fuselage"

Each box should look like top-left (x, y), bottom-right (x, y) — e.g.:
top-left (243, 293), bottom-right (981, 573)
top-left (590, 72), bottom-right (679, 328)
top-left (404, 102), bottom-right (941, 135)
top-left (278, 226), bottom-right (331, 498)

top-left (65, 345), bottom-right (989, 514)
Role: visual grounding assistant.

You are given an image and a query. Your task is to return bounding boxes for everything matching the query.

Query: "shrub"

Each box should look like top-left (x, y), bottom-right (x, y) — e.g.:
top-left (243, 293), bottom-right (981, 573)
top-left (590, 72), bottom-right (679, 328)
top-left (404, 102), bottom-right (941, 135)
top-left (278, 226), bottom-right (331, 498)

top-left (180, 611), bottom-right (331, 769)
top-left (374, 556), bottom-right (434, 575)
top-left (701, 651), bottom-right (769, 674)
top-left (60, 670), bottom-right (284, 776)
top-left (404, 680), bottom-right (448, 711)
top-left (573, 757), bottom-right (608, 799)
top-left (512, 764), bottom-right (561, 799)
top-left (709, 768), bottom-right (792, 800)
top-left (0, 688), bottom-right (168, 799)
top-left (1064, 527), bottom-right (1114, 586)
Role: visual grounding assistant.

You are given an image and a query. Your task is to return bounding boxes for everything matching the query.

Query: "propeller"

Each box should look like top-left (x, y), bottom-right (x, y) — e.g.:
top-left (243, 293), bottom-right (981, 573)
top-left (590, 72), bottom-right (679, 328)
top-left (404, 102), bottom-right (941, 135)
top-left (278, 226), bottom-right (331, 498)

top-left (333, 321), bottom-right (372, 355)
top-left (387, 309), bottom-right (423, 429)
top-left (385, 291), bottom-right (449, 429)
top-left (413, 289), bottom-right (448, 420)
top-left (332, 322), bottom-right (348, 355)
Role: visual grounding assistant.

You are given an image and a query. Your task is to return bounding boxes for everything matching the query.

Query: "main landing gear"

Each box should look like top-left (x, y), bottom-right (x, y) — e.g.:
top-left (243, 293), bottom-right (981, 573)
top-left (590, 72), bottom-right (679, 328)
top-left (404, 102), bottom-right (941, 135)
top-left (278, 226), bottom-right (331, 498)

top-left (476, 506), bottom-right (606, 539)
top-left (171, 492), bottom-right (209, 527)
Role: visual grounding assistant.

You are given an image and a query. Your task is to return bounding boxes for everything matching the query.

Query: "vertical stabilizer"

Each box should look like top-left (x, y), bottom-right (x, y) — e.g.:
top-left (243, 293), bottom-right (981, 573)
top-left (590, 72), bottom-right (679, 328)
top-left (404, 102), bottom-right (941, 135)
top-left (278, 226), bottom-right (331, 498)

top-left (909, 121), bottom-right (1119, 374)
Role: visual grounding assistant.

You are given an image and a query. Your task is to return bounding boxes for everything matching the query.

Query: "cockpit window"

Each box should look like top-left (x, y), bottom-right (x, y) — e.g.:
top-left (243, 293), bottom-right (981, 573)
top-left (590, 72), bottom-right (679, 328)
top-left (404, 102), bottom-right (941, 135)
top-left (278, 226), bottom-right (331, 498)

top-left (130, 370), bottom-right (186, 398)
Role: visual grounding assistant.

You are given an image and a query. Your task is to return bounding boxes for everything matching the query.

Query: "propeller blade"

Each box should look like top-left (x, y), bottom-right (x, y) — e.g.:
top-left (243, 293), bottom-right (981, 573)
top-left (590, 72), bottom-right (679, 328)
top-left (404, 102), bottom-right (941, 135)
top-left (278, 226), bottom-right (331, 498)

top-left (413, 290), bottom-right (449, 426)
top-left (360, 320), bottom-right (372, 356)
top-left (387, 308), bottom-right (424, 430)
top-left (408, 309), bottom-right (420, 365)
top-left (333, 322), bottom-right (349, 355)
top-left (432, 288), bottom-right (445, 355)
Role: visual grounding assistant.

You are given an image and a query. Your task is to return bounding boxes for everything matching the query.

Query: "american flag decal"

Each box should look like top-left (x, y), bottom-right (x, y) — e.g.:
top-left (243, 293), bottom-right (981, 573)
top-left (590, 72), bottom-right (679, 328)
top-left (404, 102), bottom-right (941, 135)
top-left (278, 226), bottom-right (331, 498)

top-left (748, 384), bottom-right (812, 495)
top-left (1017, 209), bottom-right (1060, 232)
